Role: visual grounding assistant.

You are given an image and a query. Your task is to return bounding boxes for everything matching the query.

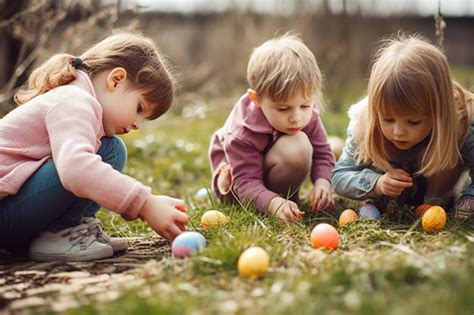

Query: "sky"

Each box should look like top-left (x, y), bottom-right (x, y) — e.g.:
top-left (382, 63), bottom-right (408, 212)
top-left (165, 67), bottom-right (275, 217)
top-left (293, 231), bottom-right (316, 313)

top-left (125, 0), bottom-right (474, 16)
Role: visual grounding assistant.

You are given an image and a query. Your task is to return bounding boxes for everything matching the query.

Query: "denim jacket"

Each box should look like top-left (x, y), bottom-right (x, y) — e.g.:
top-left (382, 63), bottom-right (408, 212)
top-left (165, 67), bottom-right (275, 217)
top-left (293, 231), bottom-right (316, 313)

top-left (332, 133), bottom-right (429, 205)
top-left (460, 119), bottom-right (474, 196)
top-left (332, 98), bottom-right (474, 205)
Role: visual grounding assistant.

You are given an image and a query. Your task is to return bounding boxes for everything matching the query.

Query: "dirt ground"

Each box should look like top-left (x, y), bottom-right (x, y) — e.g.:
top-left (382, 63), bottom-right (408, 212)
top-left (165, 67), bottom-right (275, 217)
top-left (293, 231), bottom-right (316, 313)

top-left (0, 238), bottom-right (169, 314)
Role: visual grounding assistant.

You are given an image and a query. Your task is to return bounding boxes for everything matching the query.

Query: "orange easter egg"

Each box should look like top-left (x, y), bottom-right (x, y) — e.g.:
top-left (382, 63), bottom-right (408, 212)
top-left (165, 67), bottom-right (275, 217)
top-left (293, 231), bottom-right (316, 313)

top-left (422, 206), bottom-right (446, 233)
top-left (310, 223), bottom-right (339, 250)
top-left (339, 209), bottom-right (358, 227)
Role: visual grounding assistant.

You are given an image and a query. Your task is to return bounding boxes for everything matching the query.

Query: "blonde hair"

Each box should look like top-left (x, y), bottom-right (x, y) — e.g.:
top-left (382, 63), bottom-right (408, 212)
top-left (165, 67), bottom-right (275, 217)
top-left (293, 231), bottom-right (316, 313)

top-left (356, 34), bottom-right (473, 177)
top-left (15, 32), bottom-right (175, 120)
top-left (247, 33), bottom-right (323, 108)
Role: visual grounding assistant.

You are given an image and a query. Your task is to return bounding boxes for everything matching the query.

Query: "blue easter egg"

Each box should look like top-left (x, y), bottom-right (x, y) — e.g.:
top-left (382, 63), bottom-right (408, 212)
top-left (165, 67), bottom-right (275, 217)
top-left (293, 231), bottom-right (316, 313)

top-left (171, 231), bottom-right (206, 258)
top-left (195, 187), bottom-right (208, 198)
top-left (359, 204), bottom-right (381, 220)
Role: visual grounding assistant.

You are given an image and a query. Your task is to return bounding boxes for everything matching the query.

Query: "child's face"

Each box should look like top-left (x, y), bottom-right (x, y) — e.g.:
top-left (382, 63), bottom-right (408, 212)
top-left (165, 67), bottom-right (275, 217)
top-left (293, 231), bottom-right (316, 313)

top-left (94, 68), bottom-right (151, 137)
top-left (378, 113), bottom-right (432, 150)
top-left (254, 91), bottom-right (313, 135)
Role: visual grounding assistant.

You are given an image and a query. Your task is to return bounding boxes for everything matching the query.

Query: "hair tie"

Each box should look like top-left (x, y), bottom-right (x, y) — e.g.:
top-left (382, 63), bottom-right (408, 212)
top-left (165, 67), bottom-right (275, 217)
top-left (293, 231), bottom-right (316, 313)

top-left (72, 57), bottom-right (83, 69)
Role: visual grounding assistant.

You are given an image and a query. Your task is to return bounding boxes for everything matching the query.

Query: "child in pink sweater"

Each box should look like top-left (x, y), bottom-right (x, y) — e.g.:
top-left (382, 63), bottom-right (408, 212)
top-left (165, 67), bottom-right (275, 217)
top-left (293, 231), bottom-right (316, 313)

top-left (209, 34), bottom-right (335, 221)
top-left (0, 33), bottom-right (188, 261)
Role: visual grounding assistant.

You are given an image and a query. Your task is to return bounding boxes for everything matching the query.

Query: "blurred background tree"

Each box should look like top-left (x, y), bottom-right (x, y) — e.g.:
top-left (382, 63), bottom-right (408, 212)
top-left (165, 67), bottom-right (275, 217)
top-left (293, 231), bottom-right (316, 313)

top-left (0, 0), bottom-right (473, 117)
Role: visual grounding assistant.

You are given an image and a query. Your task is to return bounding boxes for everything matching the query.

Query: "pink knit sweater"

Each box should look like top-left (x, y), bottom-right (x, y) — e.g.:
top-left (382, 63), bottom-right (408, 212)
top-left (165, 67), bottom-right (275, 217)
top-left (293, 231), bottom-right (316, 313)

top-left (0, 71), bottom-right (151, 220)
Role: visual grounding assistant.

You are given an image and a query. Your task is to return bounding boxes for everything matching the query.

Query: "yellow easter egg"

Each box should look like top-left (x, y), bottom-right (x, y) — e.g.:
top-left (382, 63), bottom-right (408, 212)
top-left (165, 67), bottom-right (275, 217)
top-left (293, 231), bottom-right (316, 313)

top-left (422, 206), bottom-right (446, 233)
top-left (200, 210), bottom-right (229, 229)
top-left (339, 209), bottom-right (358, 227)
top-left (238, 247), bottom-right (269, 278)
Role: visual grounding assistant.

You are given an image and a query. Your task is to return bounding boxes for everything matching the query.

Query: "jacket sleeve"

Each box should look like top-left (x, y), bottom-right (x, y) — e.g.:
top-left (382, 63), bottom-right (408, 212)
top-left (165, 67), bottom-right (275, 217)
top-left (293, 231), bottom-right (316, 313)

top-left (224, 136), bottom-right (278, 214)
top-left (460, 119), bottom-right (474, 196)
top-left (331, 134), bottom-right (382, 199)
top-left (305, 113), bottom-right (335, 183)
top-left (45, 91), bottom-right (151, 220)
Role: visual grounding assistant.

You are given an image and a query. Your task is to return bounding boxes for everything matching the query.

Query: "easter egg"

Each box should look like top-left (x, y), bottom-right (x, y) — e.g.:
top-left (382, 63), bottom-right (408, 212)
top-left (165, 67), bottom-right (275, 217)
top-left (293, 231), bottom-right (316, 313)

top-left (359, 204), bottom-right (381, 220)
top-left (310, 223), bottom-right (339, 250)
top-left (416, 204), bottom-right (432, 217)
top-left (201, 210), bottom-right (229, 229)
top-left (195, 187), bottom-right (208, 199)
top-left (339, 209), bottom-right (358, 227)
top-left (171, 231), bottom-right (206, 258)
top-left (422, 206), bottom-right (446, 233)
top-left (238, 247), bottom-right (270, 278)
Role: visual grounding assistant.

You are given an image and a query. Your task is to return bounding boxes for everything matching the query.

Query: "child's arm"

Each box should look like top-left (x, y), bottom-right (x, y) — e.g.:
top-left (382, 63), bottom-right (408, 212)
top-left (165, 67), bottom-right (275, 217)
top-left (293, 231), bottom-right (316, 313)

top-left (456, 120), bottom-right (474, 218)
top-left (460, 120), bottom-right (474, 196)
top-left (304, 113), bottom-right (335, 211)
top-left (46, 91), bottom-right (151, 220)
top-left (305, 113), bottom-right (335, 186)
top-left (224, 136), bottom-right (281, 214)
top-left (331, 135), bottom-right (384, 199)
top-left (332, 136), bottom-right (413, 199)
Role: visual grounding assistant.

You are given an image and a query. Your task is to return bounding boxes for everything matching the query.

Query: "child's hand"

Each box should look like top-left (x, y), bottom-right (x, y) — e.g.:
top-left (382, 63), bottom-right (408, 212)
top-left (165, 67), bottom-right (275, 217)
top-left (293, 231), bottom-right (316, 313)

top-left (374, 168), bottom-right (413, 197)
top-left (140, 195), bottom-right (189, 241)
top-left (310, 178), bottom-right (335, 212)
top-left (268, 196), bottom-right (304, 222)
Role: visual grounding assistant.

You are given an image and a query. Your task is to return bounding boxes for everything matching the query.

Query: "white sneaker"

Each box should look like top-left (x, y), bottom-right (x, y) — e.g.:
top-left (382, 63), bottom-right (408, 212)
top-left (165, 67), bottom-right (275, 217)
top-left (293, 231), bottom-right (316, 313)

top-left (29, 224), bottom-right (114, 262)
top-left (82, 217), bottom-right (128, 252)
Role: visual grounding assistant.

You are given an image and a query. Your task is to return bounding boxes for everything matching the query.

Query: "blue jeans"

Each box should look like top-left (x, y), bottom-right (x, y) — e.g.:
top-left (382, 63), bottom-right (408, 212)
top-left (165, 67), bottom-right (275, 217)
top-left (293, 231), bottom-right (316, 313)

top-left (0, 137), bottom-right (126, 252)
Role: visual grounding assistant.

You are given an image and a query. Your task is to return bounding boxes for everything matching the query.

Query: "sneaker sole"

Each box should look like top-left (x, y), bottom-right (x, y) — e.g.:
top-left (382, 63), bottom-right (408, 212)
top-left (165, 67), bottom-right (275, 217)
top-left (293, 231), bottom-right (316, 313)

top-left (29, 246), bottom-right (114, 262)
top-left (110, 239), bottom-right (129, 252)
top-left (96, 238), bottom-right (129, 252)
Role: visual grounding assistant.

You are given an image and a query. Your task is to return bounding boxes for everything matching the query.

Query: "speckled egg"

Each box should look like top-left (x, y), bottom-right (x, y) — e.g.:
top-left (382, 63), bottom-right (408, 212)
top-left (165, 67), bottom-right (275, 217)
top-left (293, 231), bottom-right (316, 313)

top-left (339, 209), bottom-right (358, 227)
top-left (422, 206), bottom-right (446, 233)
top-left (201, 210), bottom-right (229, 230)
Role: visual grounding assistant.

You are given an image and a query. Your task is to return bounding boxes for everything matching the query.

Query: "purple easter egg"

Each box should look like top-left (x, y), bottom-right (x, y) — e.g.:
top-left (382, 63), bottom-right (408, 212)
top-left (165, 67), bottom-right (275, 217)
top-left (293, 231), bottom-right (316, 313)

top-left (171, 231), bottom-right (206, 258)
top-left (359, 204), bottom-right (381, 220)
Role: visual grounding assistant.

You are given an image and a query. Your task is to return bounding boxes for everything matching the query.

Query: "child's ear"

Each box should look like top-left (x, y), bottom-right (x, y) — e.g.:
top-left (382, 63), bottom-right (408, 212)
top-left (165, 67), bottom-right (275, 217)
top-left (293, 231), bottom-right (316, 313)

top-left (106, 67), bottom-right (127, 91)
top-left (247, 89), bottom-right (260, 107)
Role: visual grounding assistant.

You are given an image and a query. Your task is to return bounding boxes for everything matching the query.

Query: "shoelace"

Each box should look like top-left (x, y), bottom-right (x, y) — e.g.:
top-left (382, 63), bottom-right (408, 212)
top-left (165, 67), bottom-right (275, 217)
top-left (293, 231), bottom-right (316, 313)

top-left (83, 218), bottom-right (111, 242)
top-left (60, 224), bottom-right (96, 248)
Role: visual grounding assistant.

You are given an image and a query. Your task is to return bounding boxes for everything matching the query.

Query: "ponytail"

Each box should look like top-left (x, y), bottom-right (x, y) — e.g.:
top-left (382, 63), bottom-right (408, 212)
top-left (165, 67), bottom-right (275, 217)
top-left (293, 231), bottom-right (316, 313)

top-left (14, 32), bottom-right (176, 120)
top-left (15, 54), bottom-right (79, 105)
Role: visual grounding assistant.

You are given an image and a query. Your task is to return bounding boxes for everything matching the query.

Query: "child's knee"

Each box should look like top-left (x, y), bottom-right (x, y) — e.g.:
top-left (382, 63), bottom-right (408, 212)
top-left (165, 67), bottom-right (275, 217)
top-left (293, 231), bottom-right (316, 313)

top-left (274, 132), bottom-right (312, 168)
top-left (99, 136), bottom-right (127, 171)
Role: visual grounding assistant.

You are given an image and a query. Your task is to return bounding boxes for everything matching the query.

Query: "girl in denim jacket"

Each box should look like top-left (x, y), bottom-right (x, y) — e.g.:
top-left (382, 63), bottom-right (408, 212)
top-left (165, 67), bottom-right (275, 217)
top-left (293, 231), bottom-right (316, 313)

top-left (332, 34), bottom-right (474, 219)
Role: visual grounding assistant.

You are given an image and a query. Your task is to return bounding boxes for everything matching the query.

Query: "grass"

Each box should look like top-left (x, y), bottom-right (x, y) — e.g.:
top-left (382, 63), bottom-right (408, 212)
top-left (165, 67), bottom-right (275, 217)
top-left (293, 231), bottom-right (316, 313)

top-left (53, 70), bottom-right (474, 314)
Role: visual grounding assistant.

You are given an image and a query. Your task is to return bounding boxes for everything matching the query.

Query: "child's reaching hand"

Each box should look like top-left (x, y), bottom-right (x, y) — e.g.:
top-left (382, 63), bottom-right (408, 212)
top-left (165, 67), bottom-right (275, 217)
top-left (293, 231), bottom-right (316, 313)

top-left (269, 196), bottom-right (304, 222)
top-left (310, 178), bottom-right (334, 212)
top-left (140, 195), bottom-right (189, 241)
top-left (374, 168), bottom-right (413, 197)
